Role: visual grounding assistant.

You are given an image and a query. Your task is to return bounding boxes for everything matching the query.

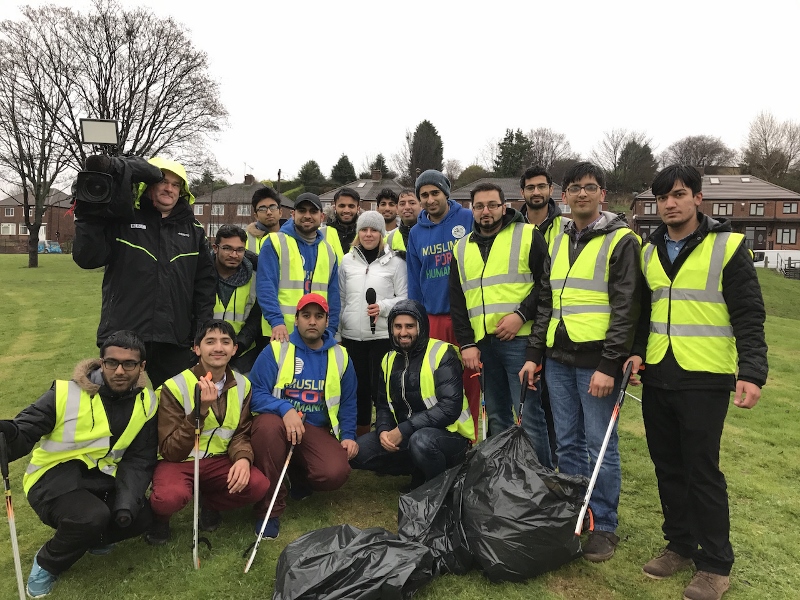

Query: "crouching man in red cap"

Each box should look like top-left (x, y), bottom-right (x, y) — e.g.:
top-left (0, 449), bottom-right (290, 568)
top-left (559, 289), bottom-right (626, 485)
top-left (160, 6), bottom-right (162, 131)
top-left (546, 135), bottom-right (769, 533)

top-left (248, 294), bottom-right (358, 539)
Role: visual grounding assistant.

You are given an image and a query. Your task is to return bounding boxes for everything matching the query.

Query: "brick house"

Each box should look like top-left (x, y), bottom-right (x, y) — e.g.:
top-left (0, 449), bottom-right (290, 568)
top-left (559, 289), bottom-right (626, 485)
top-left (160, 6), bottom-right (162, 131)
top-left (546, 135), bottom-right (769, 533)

top-left (632, 174), bottom-right (800, 250)
top-left (450, 177), bottom-right (566, 212)
top-left (192, 175), bottom-right (294, 237)
top-left (0, 189), bottom-right (74, 253)
top-left (320, 170), bottom-right (406, 211)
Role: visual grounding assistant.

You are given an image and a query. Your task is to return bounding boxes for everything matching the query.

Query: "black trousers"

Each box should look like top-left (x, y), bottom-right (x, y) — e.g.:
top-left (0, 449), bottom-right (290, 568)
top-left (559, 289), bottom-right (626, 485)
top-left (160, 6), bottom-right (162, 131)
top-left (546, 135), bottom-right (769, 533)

top-left (341, 338), bottom-right (392, 427)
top-left (642, 386), bottom-right (733, 575)
top-left (32, 489), bottom-right (152, 575)
top-left (143, 342), bottom-right (196, 389)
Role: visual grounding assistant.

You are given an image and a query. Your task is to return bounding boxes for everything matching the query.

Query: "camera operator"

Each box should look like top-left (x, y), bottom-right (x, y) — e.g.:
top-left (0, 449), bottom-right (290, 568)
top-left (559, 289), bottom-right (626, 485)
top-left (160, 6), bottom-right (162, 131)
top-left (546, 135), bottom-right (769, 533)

top-left (73, 156), bottom-right (215, 389)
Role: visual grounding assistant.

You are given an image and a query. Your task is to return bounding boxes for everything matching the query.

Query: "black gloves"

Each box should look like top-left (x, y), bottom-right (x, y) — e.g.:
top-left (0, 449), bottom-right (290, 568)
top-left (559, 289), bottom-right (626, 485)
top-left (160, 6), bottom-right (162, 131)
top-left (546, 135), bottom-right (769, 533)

top-left (114, 510), bottom-right (132, 528)
top-left (0, 420), bottom-right (17, 443)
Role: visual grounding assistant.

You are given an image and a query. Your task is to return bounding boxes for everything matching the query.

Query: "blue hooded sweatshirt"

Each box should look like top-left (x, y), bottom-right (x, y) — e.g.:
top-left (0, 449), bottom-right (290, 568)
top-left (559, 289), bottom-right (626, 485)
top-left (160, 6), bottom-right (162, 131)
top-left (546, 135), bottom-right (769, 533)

top-left (406, 199), bottom-right (473, 315)
top-left (249, 329), bottom-right (357, 440)
top-left (256, 218), bottom-right (341, 335)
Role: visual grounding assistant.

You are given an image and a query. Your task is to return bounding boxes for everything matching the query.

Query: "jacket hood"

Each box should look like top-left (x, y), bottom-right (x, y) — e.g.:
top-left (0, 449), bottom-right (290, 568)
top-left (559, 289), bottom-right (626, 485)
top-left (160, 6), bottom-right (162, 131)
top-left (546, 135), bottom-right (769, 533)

top-left (416, 200), bottom-right (468, 229)
top-left (649, 211), bottom-right (730, 243)
top-left (280, 218), bottom-right (324, 244)
top-left (471, 207), bottom-right (524, 237)
top-left (288, 328), bottom-right (338, 352)
top-left (213, 252), bottom-right (253, 287)
top-left (387, 299), bottom-right (430, 356)
top-left (72, 358), bottom-right (148, 394)
top-left (247, 221), bottom-right (267, 239)
top-left (520, 198), bottom-right (564, 223)
top-left (570, 210), bottom-right (630, 236)
top-left (133, 157), bottom-right (195, 207)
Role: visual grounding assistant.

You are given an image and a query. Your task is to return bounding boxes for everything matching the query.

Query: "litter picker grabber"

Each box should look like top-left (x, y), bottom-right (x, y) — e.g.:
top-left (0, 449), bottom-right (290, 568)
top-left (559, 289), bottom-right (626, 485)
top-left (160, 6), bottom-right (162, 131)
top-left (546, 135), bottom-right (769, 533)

top-left (574, 361), bottom-right (634, 536)
top-left (192, 372), bottom-right (213, 569)
top-left (516, 363), bottom-right (541, 427)
top-left (470, 367), bottom-right (487, 441)
top-left (0, 432), bottom-right (26, 600)
top-left (244, 411), bottom-right (305, 573)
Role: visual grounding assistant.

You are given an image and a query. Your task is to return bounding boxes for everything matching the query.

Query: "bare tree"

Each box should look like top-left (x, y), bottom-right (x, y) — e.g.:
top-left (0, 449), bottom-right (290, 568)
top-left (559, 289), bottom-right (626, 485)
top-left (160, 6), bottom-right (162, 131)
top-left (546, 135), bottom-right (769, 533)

top-left (476, 138), bottom-right (499, 172)
top-left (444, 159), bottom-right (463, 184)
top-left (590, 129), bottom-right (651, 174)
top-left (0, 14), bottom-right (73, 267)
top-left (527, 127), bottom-right (574, 171)
top-left (742, 111), bottom-right (800, 180)
top-left (390, 129), bottom-right (413, 184)
top-left (660, 135), bottom-right (737, 168)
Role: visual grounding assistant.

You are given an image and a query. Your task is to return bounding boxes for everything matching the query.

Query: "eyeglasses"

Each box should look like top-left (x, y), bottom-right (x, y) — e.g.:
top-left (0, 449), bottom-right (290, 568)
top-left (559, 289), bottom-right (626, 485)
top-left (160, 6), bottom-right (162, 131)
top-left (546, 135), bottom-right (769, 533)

top-left (566, 184), bottom-right (601, 195)
top-left (102, 359), bottom-right (141, 371)
top-left (219, 245), bottom-right (245, 254)
top-left (256, 205), bottom-right (280, 213)
top-left (524, 184), bottom-right (551, 193)
top-left (472, 202), bottom-right (503, 212)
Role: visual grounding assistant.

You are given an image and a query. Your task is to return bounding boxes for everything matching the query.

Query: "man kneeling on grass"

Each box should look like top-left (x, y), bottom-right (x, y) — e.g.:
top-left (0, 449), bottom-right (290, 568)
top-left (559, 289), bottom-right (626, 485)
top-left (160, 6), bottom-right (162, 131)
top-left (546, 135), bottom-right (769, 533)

top-left (350, 299), bottom-right (476, 491)
top-left (248, 293), bottom-right (358, 540)
top-left (145, 320), bottom-right (270, 545)
top-left (0, 331), bottom-right (157, 598)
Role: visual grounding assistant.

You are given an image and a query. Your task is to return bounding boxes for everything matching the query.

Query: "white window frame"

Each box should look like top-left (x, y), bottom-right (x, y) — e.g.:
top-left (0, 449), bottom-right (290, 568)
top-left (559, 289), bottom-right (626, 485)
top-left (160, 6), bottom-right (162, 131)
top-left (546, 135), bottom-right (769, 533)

top-left (712, 203), bottom-right (733, 216)
top-left (194, 204), bottom-right (204, 216)
top-left (643, 202), bottom-right (656, 215)
top-left (749, 203), bottom-right (764, 216)
top-left (237, 204), bottom-right (250, 216)
top-left (4, 207), bottom-right (13, 217)
top-left (210, 205), bottom-right (224, 216)
top-left (783, 202), bottom-right (798, 214)
top-left (19, 224), bottom-right (29, 235)
top-left (208, 224), bottom-right (222, 237)
top-left (1, 223), bottom-right (17, 235)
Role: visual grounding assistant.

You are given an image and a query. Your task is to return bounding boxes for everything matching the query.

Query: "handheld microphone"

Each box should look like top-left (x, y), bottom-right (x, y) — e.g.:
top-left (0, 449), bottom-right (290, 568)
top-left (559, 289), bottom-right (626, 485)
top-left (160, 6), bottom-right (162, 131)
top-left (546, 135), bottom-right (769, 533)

top-left (366, 287), bottom-right (377, 334)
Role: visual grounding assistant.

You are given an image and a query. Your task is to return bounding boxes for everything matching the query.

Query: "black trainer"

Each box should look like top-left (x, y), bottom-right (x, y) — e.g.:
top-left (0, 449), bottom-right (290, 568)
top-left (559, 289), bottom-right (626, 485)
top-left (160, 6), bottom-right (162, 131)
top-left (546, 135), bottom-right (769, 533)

top-left (582, 530), bottom-right (620, 562)
top-left (144, 519), bottom-right (171, 546)
top-left (199, 507), bottom-right (222, 532)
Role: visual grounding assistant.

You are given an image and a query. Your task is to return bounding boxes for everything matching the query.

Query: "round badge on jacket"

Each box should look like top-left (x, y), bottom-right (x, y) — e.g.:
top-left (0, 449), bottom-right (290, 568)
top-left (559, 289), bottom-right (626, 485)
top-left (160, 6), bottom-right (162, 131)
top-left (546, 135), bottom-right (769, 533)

top-left (452, 225), bottom-right (466, 239)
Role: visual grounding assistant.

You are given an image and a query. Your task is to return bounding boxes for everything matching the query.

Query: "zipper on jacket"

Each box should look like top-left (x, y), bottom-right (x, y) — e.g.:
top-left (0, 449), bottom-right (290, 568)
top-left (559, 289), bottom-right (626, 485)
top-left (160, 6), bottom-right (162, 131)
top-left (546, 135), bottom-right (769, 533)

top-left (400, 352), bottom-right (412, 418)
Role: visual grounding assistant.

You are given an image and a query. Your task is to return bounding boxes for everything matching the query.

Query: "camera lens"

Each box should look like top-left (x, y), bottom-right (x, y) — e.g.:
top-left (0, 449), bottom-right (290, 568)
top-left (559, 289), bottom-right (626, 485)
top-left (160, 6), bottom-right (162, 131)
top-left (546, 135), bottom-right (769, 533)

top-left (76, 171), bottom-right (113, 204)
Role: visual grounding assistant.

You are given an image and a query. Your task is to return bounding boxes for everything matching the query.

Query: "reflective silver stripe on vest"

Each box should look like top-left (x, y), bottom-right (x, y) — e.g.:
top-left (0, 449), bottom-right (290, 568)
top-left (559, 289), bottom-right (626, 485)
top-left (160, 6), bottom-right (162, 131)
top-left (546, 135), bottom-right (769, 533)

top-left (550, 232), bottom-right (617, 292)
top-left (652, 288), bottom-right (726, 303)
top-left (421, 340), bottom-right (446, 408)
top-left (171, 372), bottom-right (194, 416)
top-left (309, 242), bottom-right (336, 293)
top-left (39, 438), bottom-right (108, 453)
top-left (456, 236), bottom-right (468, 286)
top-left (277, 234), bottom-right (304, 290)
top-left (649, 233), bottom-right (730, 304)
top-left (232, 371), bottom-right (248, 409)
top-left (326, 345), bottom-right (347, 438)
top-left (467, 302), bottom-right (522, 319)
top-left (39, 384), bottom-right (110, 454)
top-left (456, 225), bottom-right (533, 292)
top-left (387, 229), bottom-right (397, 247)
top-left (643, 243), bottom-right (657, 268)
top-left (272, 342), bottom-right (292, 397)
top-left (552, 305), bottom-right (612, 319)
top-left (649, 323), bottom-right (734, 337)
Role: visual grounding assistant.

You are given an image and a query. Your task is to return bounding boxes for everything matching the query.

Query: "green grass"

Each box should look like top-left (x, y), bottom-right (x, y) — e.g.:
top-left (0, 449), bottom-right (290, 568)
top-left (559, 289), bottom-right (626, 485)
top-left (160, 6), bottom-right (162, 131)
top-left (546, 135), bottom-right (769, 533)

top-left (0, 256), bottom-right (798, 599)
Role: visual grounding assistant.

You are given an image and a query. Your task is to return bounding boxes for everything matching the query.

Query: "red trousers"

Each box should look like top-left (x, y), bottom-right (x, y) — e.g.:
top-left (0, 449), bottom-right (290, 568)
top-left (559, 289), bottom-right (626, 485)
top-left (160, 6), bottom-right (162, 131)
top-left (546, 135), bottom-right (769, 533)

top-left (428, 313), bottom-right (481, 440)
top-left (149, 456), bottom-right (270, 518)
top-left (250, 414), bottom-right (351, 518)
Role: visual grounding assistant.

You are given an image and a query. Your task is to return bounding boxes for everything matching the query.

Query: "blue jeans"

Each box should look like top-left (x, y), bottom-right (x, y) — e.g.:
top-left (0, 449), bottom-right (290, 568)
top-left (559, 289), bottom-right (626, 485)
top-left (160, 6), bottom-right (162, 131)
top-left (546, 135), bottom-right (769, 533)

top-left (545, 358), bottom-right (621, 532)
top-left (479, 336), bottom-right (553, 469)
top-left (350, 427), bottom-right (469, 482)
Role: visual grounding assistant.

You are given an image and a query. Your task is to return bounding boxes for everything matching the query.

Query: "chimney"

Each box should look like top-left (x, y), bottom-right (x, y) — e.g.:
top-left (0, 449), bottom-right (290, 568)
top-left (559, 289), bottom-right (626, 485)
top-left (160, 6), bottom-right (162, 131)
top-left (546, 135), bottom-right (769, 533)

top-left (371, 169), bottom-right (382, 181)
top-left (244, 174), bottom-right (255, 185)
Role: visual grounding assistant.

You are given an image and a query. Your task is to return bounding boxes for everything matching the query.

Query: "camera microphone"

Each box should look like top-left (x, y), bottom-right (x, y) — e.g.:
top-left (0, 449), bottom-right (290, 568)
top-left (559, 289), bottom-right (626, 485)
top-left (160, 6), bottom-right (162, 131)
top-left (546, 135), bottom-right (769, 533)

top-left (366, 287), bottom-right (377, 334)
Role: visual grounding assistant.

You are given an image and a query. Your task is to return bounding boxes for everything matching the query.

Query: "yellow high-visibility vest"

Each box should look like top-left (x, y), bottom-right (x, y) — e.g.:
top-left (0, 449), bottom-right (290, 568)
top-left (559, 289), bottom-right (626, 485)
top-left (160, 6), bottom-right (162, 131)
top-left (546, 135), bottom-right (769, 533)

top-left (24, 381), bottom-right (157, 495)
top-left (382, 338), bottom-right (475, 442)
top-left (214, 277), bottom-right (256, 354)
top-left (385, 228), bottom-right (406, 252)
top-left (454, 222), bottom-right (536, 342)
top-left (642, 232), bottom-right (742, 373)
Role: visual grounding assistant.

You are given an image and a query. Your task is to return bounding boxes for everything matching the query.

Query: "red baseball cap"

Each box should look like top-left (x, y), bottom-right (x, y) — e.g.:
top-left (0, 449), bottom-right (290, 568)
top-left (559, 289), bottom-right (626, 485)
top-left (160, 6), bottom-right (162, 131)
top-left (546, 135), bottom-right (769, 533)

top-left (296, 293), bottom-right (329, 314)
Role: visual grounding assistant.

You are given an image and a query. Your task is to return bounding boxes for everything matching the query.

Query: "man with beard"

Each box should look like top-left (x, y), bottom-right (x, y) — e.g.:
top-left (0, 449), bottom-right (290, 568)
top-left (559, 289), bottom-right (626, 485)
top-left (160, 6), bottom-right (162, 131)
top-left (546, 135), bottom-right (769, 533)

top-left (376, 188), bottom-right (399, 233)
top-left (350, 299), bottom-right (474, 490)
top-left (257, 192), bottom-right (340, 342)
top-left (0, 331), bottom-right (157, 598)
top-left (247, 187), bottom-right (283, 254)
top-left (323, 187), bottom-right (361, 259)
top-left (519, 166), bottom-right (571, 247)
top-left (449, 183), bottom-right (552, 466)
top-left (212, 225), bottom-right (262, 374)
top-left (385, 188), bottom-right (421, 257)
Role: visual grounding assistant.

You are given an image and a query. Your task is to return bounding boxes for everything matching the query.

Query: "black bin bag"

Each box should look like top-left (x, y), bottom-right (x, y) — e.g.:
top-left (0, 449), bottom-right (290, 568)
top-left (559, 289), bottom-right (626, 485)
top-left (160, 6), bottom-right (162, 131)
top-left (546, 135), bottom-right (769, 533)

top-left (397, 462), bottom-right (473, 576)
top-left (273, 524), bottom-right (435, 600)
top-left (460, 426), bottom-right (587, 582)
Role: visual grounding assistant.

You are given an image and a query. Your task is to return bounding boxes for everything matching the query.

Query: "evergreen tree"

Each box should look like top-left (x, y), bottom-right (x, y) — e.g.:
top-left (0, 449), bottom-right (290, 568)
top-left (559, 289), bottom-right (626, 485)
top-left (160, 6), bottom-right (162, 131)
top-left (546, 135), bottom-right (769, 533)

top-left (330, 154), bottom-right (357, 185)
top-left (410, 120), bottom-right (444, 176)
top-left (493, 129), bottom-right (532, 177)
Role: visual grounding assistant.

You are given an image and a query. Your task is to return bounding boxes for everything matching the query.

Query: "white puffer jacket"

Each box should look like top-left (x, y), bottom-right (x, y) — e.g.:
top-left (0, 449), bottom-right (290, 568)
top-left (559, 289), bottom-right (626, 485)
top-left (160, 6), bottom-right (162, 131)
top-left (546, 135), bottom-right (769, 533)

top-left (338, 245), bottom-right (408, 341)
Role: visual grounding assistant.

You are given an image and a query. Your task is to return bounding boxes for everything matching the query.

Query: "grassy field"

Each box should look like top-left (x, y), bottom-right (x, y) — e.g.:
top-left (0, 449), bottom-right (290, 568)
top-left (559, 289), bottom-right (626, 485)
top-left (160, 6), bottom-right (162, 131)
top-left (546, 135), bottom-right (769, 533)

top-left (0, 254), bottom-right (798, 599)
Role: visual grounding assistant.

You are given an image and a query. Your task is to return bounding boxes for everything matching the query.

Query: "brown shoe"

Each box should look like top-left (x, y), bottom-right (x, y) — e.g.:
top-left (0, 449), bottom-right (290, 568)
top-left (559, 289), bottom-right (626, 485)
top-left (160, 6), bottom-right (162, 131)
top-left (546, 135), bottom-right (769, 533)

top-left (683, 571), bottom-right (730, 600)
top-left (582, 530), bottom-right (620, 562)
top-left (643, 548), bottom-right (694, 579)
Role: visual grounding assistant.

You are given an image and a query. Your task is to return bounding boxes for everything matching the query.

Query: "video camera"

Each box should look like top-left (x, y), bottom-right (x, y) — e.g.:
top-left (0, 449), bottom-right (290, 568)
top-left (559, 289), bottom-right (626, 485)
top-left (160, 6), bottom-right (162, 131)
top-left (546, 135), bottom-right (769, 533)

top-left (72, 155), bottom-right (162, 220)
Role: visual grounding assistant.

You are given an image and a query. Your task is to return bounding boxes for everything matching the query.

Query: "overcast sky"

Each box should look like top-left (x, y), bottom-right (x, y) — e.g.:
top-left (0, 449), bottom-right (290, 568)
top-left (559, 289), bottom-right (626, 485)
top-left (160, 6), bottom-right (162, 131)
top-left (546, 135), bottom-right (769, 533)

top-left (3, 0), bottom-right (799, 185)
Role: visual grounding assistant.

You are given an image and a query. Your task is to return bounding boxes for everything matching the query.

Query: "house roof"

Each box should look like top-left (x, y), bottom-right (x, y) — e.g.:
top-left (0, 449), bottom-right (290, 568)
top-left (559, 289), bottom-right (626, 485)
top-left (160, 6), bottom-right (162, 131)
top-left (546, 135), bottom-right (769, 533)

top-left (450, 178), bottom-right (563, 201)
top-left (0, 189), bottom-right (71, 208)
top-left (635, 175), bottom-right (800, 205)
top-left (194, 182), bottom-right (294, 209)
top-left (319, 178), bottom-right (406, 203)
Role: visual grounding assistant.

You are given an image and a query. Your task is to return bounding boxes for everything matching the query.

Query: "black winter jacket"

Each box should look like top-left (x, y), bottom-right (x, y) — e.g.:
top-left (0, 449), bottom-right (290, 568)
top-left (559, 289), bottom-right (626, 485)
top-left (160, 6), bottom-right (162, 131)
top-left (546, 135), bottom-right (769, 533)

top-left (520, 197), bottom-right (569, 234)
top-left (631, 213), bottom-right (768, 390)
top-left (449, 209), bottom-right (548, 349)
top-left (73, 196), bottom-right (215, 348)
top-left (0, 359), bottom-right (157, 517)
top-left (375, 300), bottom-right (465, 440)
top-left (528, 211), bottom-right (642, 377)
